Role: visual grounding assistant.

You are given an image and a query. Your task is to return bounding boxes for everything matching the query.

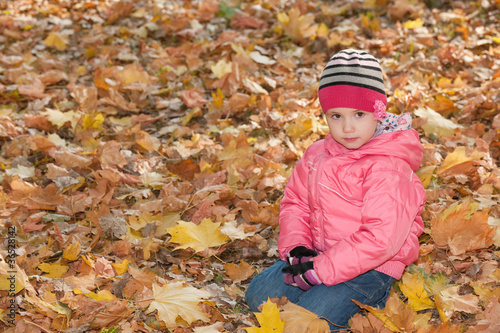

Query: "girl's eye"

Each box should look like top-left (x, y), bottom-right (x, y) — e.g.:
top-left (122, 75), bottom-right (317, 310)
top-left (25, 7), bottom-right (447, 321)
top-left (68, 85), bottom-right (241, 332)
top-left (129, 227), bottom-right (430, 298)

top-left (331, 114), bottom-right (341, 119)
top-left (355, 112), bottom-right (365, 118)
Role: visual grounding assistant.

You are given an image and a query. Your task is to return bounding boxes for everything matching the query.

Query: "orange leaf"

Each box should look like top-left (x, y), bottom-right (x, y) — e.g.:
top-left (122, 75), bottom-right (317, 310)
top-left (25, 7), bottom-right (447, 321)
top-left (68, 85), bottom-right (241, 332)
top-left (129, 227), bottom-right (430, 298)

top-left (430, 199), bottom-right (495, 255)
top-left (180, 88), bottom-right (208, 107)
top-left (224, 260), bottom-right (255, 283)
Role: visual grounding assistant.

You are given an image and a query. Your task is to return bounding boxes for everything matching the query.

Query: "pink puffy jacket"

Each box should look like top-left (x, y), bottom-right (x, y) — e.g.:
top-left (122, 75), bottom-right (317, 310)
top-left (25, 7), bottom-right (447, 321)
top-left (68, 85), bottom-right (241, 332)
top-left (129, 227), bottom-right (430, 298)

top-left (278, 129), bottom-right (426, 286)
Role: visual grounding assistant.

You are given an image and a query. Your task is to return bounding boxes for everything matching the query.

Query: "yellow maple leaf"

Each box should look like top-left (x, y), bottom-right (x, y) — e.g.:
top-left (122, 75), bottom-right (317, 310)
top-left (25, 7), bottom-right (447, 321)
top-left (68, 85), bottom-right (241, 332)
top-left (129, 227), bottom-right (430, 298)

top-left (279, 301), bottom-right (330, 332)
top-left (211, 88), bottom-right (225, 108)
top-left (416, 165), bottom-right (436, 189)
top-left (147, 281), bottom-right (210, 329)
top-left (316, 23), bottom-right (329, 38)
top-left (167, 218), bottom-right (229, 253)
top-left (111, 259), bottom-right (132, 276)
top-left (85, 289), bottom-right (116, 302)
top-left (81, 113), bottom-right (104, 130)
top-left (38, 262), bottom-right (69, 279)
top-left (0, 273), bottom-right (24, 294)
top-left (44, 32), bottom-right (67, 51)
top-left (398, 272), bottom-right (435, 311)
top-left (285, 113), bottom-right (318, 141)
top-left (437, 146), bottom-right (485, 175)
top-left (245, 298), bottom-right (284, 333)
top-left (62, 242), bottom-right (81, 261)
top-left (404, 18), bottom-right (424, 29)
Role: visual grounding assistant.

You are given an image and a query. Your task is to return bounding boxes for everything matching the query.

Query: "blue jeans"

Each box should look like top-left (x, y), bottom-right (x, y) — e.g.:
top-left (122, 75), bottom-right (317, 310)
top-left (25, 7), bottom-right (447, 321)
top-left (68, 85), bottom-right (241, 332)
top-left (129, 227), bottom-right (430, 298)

top-left (245, 260), bottom-right (395, 331)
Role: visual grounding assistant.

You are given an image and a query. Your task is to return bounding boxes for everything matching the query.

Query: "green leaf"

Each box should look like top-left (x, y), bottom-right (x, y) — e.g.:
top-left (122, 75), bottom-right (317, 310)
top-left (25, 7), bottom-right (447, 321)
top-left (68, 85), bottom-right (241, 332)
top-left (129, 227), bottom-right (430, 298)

top-left (217, 2), bottom-right (235, 19)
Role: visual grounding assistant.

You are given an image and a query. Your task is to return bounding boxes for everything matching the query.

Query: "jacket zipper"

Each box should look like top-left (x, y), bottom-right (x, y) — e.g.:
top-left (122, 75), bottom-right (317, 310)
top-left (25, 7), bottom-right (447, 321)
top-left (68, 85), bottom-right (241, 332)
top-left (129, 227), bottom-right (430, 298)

top-left (313, 156), bottom-right (325, 252)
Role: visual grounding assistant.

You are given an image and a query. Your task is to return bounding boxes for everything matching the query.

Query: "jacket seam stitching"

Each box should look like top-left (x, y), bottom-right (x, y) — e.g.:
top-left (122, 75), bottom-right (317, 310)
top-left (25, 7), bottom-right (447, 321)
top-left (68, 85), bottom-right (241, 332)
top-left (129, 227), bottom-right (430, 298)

top-left (318, 182), bottom-right (360, 203)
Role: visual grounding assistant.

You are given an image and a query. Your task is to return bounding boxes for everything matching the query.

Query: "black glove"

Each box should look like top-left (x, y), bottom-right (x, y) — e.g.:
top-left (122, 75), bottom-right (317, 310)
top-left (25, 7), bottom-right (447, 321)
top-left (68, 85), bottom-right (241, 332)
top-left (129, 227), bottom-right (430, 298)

top-left (282, 261), bottom-right (314, 275)
top-left (282, 261), bottom-right (322, 290)
top-left (289, 246), bottom-right (317, 259)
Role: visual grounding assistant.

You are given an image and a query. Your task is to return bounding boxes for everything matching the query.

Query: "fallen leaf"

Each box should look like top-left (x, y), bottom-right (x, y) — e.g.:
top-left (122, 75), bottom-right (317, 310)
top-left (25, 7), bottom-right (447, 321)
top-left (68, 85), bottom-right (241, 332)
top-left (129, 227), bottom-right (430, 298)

top-left (414, 106), bottom-right (462, 136)
top-left (167, 218), bottom-right (229, 254)
top-left (353, 293), bottom-right (416, 332)
top-left (404, 18), bottom-right (424, 29)
top-left (62, 242), bottom-right (81, 261)
top-left (44, 32), bottom-right (68, 51)
top-left (224, 260), bottom-right (255, 283)
top-left (38, 262), bottom-right (69, 279)
top-left (437, 146), bottom-right (485, 176)
top-left (279, 301), bottom-right (330, 332)
top-left (220, 220), bottom-right (255, 240)
top-left (147, 281), bottom-right (211, 329)
top-left (398, 271), bottom-right (436, 311)
top-left (430, 199), bottom-right (495, 255)
top-left (245, 298), bottom-right (284, 333)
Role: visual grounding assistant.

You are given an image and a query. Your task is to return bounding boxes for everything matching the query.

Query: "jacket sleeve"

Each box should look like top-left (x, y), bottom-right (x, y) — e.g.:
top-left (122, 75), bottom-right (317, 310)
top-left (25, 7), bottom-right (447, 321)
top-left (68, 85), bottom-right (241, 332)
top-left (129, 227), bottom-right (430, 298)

top-left (278, 153), bottom-right (314, 260)
top-left (314, 167), bottom-right (424, 285)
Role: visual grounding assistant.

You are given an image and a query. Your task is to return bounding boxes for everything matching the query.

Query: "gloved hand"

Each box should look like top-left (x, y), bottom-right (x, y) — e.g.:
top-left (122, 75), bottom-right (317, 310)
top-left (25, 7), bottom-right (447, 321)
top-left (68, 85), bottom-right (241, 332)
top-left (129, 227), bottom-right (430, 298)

top-left (286, 246), bottom-right (317, 265)
top-left (282, 261), bottom-right (322, 290)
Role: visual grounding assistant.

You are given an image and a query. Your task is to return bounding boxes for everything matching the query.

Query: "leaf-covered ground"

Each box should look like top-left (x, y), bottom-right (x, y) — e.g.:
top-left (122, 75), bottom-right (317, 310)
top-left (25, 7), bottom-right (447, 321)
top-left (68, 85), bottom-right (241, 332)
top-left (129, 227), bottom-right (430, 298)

top-left (0, 0), bottom-right (499, 332)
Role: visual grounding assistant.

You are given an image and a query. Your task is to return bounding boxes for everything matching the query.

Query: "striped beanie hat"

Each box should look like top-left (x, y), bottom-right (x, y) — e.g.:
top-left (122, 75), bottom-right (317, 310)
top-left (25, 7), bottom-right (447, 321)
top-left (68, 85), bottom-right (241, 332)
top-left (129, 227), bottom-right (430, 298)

top-left (318, 49), bottom-right (387, 120)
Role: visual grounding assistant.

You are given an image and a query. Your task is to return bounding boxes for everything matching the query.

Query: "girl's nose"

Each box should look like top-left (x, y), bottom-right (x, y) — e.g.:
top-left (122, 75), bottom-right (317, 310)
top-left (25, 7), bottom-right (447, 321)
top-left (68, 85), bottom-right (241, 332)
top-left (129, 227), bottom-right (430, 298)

top-left (343, 120), bottom-right (355, 132)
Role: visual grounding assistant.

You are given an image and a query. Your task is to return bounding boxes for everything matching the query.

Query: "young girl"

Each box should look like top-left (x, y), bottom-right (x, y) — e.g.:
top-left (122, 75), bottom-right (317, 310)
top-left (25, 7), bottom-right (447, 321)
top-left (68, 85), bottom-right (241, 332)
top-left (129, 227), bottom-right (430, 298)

top-left (245, 49), bottom-right (426, 330)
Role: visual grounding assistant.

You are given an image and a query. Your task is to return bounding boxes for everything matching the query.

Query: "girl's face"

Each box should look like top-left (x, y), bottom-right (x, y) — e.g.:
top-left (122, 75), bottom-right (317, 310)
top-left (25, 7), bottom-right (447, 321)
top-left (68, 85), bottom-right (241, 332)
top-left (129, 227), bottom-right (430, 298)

top-left (325, 107), bottom-right (378, 149)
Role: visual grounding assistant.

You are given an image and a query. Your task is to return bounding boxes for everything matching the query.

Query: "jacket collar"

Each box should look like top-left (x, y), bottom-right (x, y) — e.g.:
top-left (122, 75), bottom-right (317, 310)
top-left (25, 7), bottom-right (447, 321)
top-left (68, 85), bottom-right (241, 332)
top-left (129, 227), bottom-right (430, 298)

top-left (324, 129), bottom-right (423, 171)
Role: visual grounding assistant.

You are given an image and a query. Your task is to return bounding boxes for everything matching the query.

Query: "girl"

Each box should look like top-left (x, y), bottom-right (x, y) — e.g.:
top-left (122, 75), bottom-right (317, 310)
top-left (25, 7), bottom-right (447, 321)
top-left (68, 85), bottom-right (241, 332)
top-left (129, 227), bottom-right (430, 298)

top-left (245, 49), bottom-right (426, 330)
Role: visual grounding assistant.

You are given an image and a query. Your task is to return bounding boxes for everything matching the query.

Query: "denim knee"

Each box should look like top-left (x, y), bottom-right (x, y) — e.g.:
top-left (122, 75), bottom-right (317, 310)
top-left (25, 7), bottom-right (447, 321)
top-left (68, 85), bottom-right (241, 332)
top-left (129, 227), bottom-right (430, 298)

top-left (245, 260), bottom-right (301, 311)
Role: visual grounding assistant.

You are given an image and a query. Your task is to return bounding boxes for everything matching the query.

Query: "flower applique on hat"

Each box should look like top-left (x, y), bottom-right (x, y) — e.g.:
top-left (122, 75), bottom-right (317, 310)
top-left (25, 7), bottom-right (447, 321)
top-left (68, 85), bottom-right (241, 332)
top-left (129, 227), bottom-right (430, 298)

top-left (373, 100), bottom-right (387, 120)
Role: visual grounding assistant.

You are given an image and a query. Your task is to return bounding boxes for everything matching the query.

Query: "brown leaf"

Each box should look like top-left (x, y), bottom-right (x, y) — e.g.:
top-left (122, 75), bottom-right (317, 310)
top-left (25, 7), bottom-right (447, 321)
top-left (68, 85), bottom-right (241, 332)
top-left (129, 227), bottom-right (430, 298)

top-left (224, 260), bottom-right (255, 283)
top-left (17, 77), bottom-right (47, 98)
top-left (23, 113), bottom-right (55, 131)
top-left (49, 148), bottom-right (93, 168)
top-left (99, 141), bottom-right (128, 169)
top-left (430, 199), bottom-right (495, 255)
top-left (69, 83), bottom-right (98, 113)
top-left (89, 300), bottom-right (132, 328)
top-left (0, 116), bottom-right (22, 138)
top-left (180, 88), bottom-right (208, 108)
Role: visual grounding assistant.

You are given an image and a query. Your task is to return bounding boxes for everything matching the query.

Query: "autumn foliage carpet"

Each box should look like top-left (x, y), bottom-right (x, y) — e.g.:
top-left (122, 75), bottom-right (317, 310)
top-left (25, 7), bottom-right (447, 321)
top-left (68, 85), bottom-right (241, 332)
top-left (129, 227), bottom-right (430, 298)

top-left (0, 0), bottom-right (500, 332)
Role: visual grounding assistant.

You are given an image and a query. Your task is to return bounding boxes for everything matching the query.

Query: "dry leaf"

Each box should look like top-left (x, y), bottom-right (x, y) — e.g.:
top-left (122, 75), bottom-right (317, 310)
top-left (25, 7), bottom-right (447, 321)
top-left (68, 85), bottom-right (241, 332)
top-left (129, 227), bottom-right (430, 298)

top-left (62, 242), bottom-right (81, 261)
top-left (279, 301), bottom-right (330, 332)
top-left (437, 146), bottom-right (485, 175)
top-left (44, 32), bottom-right (68, 51)
top-left (353, 293), bottom-right (416, 332)
top-left (430, 199), bottom-right (495, 255)
top-left (414, 106), bottom-right (462, 136)
top-left (147, 281), bottom-right (211, 329)
top-left (38, 263), bottom-right (69, 279)
top-left (398, 271), bottom-right (435, 311)
top-left (224, 260), bottom-right (255, 283)
top-left (245, 298), bottom-right (284, 333)
top-left (167, 218), bottom-right (229, 253)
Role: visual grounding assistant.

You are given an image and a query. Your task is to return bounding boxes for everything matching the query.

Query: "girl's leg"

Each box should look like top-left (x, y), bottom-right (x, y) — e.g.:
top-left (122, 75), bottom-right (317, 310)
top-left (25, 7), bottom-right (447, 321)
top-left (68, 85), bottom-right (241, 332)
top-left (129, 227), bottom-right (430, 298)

top-left (245, 260), bottom-right (305, 311)
top-left (296, 270), bottom-right (395, 331)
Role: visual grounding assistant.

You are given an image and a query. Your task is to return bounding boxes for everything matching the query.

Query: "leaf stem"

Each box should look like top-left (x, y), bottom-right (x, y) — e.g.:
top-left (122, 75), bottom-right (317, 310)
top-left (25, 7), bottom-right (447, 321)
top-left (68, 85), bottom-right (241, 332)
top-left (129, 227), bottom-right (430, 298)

top-left (22, 319), bottom-right (54, 333)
